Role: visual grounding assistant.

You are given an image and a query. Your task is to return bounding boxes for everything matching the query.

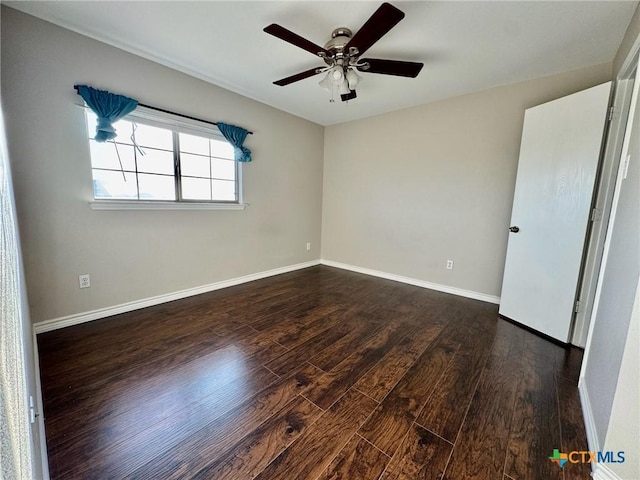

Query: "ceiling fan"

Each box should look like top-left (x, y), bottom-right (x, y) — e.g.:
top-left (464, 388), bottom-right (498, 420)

top-left (264, 2), bottom-right (423, 102)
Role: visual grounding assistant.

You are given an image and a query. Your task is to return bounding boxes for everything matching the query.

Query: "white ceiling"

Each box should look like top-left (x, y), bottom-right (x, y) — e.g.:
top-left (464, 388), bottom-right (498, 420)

top-left (6, 1), bottom-right (638, 126)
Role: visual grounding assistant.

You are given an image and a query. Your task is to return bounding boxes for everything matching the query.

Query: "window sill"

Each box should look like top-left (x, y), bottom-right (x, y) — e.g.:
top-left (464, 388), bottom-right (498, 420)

top-left (89, 200), bottom-right (247, 211)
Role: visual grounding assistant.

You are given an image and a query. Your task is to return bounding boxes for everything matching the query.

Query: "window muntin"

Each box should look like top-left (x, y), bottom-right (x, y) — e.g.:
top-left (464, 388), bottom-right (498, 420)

top-left (85, 110), bottom-right (239, 203)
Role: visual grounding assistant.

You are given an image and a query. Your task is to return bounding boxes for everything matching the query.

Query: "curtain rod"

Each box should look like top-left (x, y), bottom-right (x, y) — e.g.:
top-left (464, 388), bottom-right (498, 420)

top-left (73, 85), bottom-right (253, 135)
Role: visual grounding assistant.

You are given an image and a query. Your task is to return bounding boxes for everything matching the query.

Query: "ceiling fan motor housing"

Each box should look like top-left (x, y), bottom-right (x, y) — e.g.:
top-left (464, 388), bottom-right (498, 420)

top-left (323, 28), bottom-right (356, 65)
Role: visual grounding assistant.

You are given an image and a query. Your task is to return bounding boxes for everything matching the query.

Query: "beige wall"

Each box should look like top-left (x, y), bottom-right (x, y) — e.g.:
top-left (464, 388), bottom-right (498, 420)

top-left (1, 7), bottom-right (324, 324)
top-left (321, 63), bottom-right (612, 298)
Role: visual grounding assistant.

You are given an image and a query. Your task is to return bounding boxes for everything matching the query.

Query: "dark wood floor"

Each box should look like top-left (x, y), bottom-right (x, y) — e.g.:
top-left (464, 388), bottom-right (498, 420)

top-left (38, 266), bottom-right (591, 480)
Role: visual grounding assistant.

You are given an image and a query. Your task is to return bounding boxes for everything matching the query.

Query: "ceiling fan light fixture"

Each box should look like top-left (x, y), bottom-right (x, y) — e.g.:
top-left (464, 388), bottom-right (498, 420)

top-left (330, 66), bottom-right (344, 86)
top-left (318, 72), bottom-right (333, 92)
top-left (338, 78), bottom-right (351, 96)
top-left (346, 68), bottom-right (361, 90)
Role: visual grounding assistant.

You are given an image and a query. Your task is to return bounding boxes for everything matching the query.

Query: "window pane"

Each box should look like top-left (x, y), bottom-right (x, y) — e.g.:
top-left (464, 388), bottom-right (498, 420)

top-left (212, 179), bottom-right (236, 201)
top-left (89, 141), bottom-right (136, 172)
top-left (133, 123), bottom-right (173, 151)
top-left (210, 138), bottom-right (234, 159)
top-left (211, 158), bottom-right (235, 181)
top-left (179, 133), bottom-right (209, 155)
top-left (92, 169), bottom-right (137, 199)
top-left (180, 153), bottom-right (210, 178)
top-left (136, 149), bottom-right (174, 175)
top-left (138, 173), bottom-right (175, 200)
top-left (182, 177), bottom-right (211, 201)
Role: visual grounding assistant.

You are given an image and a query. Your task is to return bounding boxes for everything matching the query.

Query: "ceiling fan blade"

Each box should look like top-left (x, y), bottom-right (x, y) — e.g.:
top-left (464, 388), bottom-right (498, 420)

top-left (345, 3), bottom-right (405, 56)
top-left (274, 67), bottom-right (324, 86)
top-left (264, 24), bottom-right (329, 57)
top-left (357, 58), bottom-right (424, 77)
top-left (341, 90), bottom-right (357, 102)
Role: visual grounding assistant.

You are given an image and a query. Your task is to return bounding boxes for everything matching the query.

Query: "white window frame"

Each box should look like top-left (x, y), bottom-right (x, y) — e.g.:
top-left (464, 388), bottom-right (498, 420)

top-left (84, 105), bottom-right (246, 211)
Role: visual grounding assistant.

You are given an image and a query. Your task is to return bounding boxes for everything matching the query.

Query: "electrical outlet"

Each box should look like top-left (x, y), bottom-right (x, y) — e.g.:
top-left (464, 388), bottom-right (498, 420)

top-left (306, 242), bottom-right (311, 251)
top-left (446, 260), bottom-right (454, 270)
top-left (79, 274), bottom-right (91, 288)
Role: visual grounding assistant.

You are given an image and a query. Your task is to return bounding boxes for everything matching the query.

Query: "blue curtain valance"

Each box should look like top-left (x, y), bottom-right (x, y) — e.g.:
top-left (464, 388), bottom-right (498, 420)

top-left (217, 122), bottom-right (252, 163)
top-left (76, 85), bottom-right (138, 142)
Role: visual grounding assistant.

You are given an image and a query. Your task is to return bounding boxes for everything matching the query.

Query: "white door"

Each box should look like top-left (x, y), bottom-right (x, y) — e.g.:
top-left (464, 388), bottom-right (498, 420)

top-left (499, 82), bottom-right (611, 343)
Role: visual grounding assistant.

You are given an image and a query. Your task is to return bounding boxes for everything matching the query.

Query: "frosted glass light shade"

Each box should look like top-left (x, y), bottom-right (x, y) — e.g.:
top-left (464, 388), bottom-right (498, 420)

top-left (338, 79), bottom-right (351, 95)
top-left (346, 68), bottom-right (361, 90)
top-left (330, 66), bottom-right (345, 85)
top-left (319, 72), bottom-right (332, 92)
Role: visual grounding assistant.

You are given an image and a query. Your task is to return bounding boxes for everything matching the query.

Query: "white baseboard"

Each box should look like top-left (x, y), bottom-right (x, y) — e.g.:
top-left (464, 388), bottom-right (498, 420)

top-left (320, 259), bottom-right (500, 305)
top-left (579, 377), bottom-right (601, 454)
top-left (33, 260), bottom-right (321, 334)
top-left (578, 379), bottom-right (625, 480)
top-left (592, 464), bottom-right (623, 480)
top-left (34, 259), bottom-right (499, 334)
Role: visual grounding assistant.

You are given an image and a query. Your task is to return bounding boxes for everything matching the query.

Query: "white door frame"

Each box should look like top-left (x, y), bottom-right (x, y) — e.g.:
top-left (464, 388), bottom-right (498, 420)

top-left (579, 43), bottom-right (640, 462)
top-left (0, 105), bottom-right (46, 478)
top-left (573, 39), bottom-right (640, 347)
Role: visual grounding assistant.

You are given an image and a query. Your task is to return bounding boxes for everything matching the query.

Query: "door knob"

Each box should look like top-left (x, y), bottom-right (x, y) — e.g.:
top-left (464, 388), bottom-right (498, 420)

top-left (509, 226), bottom-right (520, 233)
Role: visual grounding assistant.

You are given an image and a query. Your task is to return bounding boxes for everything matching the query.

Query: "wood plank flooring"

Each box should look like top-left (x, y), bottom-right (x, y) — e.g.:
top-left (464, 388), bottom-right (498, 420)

top-left (37, 266), bottom-right (589, 479)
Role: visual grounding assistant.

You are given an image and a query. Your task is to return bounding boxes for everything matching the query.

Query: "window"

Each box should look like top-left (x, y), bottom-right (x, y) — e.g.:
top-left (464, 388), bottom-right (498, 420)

top-left (85, 108), bottom-right (241, 207)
